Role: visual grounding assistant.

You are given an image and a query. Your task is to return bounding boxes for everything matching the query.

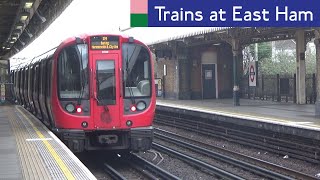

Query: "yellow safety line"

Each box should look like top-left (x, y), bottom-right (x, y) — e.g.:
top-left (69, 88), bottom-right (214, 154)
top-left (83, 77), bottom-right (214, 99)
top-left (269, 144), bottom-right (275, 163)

top-left (16, 107), bottom-right (75, 180)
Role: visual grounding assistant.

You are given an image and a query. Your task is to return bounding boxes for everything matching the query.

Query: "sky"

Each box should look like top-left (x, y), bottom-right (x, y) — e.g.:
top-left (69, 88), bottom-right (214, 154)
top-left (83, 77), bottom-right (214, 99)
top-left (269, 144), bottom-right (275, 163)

top-left (10, 0), bottom-right (211, 67)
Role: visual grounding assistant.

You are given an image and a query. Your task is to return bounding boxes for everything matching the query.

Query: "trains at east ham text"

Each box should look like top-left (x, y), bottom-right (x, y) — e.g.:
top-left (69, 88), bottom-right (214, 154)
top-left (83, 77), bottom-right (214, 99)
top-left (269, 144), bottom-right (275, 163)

top-left (12, 34), bottom-right (156, 153)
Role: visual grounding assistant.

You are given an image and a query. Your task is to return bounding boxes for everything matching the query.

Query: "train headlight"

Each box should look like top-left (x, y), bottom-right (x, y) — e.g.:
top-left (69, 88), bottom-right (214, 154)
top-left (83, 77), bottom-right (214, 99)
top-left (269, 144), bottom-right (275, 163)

top-left (65, 103), bottom-right (75, 113)
top-left (136, 101), bottom-right (146, 111)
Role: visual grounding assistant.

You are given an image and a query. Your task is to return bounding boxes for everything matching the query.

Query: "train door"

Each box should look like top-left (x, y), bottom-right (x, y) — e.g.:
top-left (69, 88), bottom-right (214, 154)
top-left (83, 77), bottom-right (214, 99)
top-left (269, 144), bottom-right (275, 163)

top-left (15, 70), bottom-right (20, 103)
top-left (39, 60), bottom-right (50, 126)
top-left (92, 53), bottom-right (121, 129)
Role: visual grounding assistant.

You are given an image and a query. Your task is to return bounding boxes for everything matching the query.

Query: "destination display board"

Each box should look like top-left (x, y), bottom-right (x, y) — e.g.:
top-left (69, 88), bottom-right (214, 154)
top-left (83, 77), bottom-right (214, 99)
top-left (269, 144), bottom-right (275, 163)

top-left (90, 36), bottom-right (119, 50)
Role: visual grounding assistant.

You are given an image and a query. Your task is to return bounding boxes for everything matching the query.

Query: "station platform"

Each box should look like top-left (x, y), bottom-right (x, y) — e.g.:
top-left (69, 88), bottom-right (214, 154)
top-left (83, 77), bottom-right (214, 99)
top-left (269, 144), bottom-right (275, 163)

top-left (0, 105), bottom-right (96, 180)
top-left (156, 98), bottom-right (320, 140)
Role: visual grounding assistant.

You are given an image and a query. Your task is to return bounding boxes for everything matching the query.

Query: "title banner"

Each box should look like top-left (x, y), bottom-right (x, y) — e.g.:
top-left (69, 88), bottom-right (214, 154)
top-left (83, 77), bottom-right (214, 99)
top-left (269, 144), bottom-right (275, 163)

top-left (130, 0), bottom-right (320, 27)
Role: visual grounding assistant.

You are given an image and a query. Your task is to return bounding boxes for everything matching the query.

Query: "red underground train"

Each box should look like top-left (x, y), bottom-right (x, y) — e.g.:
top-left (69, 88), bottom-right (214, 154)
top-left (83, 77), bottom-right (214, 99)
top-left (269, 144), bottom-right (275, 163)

top-left (12, 33), bottom-right (156, 153)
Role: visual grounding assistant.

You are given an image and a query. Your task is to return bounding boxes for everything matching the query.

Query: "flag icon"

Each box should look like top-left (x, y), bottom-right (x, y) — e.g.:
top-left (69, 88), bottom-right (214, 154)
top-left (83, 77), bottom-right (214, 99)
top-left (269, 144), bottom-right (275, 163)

top-left (130, 0), bottom-right (148, 27)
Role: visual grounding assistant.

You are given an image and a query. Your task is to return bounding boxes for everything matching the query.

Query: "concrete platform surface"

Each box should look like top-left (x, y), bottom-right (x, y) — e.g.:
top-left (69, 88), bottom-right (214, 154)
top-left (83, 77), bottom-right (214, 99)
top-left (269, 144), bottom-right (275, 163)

top-left (156, 98), bottom-right (320, 131)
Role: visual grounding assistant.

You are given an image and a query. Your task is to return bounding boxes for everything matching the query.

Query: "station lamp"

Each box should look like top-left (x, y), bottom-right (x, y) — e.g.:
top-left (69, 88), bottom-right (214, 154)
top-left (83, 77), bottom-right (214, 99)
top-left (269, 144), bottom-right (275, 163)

top-left (24, 1), bottom-right (34, 9)
top-left (16, 22), bottom-right (24, 29)
top-left (20, 12), bottom-right (29, 21)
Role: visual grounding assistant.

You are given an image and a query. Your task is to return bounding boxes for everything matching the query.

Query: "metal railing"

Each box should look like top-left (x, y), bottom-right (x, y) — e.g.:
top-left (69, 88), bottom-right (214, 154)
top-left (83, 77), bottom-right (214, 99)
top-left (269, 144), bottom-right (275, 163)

top-left (240, 73), bottom-right (316, 104)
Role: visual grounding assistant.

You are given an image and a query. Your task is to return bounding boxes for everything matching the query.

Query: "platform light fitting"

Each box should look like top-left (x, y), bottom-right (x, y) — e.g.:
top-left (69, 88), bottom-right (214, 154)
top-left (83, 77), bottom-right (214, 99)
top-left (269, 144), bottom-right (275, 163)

top-left (9, 41), bottom-right (15, 44)
top-left (12, 36), bottom-right (17, 40)
top-left (216, 30), bottom-right (226, 34)
top-left (16, 22), bottom-right (24, 29)
top-left (20, 12), bottom-right (29, 21)
top-left (35, 11), bottom-right (46, 23)
top-left (24, 2), bottom-right (33, 9)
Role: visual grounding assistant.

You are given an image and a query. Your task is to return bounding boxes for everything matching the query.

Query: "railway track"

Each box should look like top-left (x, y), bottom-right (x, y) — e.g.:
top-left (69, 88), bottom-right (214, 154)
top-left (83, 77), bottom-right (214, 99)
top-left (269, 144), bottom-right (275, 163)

top-left (104, 153), bottom-right (180, 180)
top-left (155, 128), bottom-right (316, 180)
top-left (155, 111), bottom-right (320, 164)
top-left (152, 142), bottom-right (245, 180)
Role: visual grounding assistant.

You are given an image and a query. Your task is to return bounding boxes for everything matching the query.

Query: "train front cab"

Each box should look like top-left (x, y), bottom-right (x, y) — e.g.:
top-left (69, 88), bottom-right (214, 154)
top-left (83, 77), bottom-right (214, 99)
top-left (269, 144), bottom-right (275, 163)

top-left (53, 36), bottom-right (155, 153)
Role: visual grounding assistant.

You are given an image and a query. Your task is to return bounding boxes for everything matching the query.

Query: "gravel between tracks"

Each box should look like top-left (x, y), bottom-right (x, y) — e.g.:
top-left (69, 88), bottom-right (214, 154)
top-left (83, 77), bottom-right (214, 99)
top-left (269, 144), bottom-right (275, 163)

top-left (136, 150), bottom-right (218, 180)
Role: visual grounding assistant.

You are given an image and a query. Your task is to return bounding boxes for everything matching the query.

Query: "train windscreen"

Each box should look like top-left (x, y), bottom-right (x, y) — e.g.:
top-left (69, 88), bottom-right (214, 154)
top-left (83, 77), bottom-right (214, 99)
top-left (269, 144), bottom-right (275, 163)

top-left (58, 44), bottom-right (89, 99)
top-left (122, 43), bottom-right (151, 98)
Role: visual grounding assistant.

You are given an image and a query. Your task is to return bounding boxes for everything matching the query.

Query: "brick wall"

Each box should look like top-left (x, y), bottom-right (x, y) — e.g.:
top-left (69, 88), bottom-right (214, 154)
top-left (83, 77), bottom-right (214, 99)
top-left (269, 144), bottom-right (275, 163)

top-left (217, 43), bottom-right (233, 98)
top-left (190, 48), bottom-right (202, 99)
top-left (155, 57), bottom-right (178, 99)
top-left (178, 58), bottom-right (191, 99)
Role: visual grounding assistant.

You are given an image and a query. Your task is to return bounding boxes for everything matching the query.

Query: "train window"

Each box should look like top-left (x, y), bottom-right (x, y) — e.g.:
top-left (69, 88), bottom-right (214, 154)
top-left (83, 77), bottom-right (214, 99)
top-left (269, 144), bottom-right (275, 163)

top-left (96, 60), bottom-right (116, 105)
top-left (122, 43), bottom-right (151, 97)
top-left (58, 44), bottom-right (89, 99)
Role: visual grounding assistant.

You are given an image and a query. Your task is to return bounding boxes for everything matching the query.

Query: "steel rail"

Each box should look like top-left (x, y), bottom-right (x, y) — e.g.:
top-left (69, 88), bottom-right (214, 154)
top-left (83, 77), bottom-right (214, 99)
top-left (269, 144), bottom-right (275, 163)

top-left (128, 154), bottom-right (181, 180)
top-left (155, 113), bottom-right (320, 164)
top-left (155, 128), bottom-right (316, 180)
top-left (103, 163), bottom-right (127, 180)
top-left (152, 142), bottom-right (245, 180)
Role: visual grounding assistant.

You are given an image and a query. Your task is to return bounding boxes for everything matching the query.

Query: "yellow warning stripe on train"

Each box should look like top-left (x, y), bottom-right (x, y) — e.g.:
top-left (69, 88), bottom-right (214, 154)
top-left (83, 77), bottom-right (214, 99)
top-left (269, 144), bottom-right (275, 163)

top-left (16, 107), bottom-right (75, 180)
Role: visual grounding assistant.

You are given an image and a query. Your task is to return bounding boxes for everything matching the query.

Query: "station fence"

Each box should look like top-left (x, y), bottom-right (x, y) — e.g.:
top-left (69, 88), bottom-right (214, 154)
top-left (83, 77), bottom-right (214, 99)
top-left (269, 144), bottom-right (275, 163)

top-left (240, 73), bottom-right (316, 104)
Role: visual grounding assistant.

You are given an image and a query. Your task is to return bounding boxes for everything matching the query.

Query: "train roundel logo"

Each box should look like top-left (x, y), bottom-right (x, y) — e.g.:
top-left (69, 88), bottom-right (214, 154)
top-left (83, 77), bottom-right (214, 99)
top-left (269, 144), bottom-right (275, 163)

top-left (249, 65), bottom-right (255, 82)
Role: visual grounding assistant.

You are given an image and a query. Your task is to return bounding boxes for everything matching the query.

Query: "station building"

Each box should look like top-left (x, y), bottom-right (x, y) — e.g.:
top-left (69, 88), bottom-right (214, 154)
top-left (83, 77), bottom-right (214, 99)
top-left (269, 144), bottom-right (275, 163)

top-left (139, 27), bottom-right (320, 115)
top-left (153, 41), bottom-right (235, 100)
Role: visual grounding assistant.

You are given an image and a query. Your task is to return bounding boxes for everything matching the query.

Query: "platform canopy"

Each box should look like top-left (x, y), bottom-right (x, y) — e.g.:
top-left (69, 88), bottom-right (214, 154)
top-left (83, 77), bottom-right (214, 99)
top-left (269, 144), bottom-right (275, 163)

top-left (0, 0), bottom-right (73, 59)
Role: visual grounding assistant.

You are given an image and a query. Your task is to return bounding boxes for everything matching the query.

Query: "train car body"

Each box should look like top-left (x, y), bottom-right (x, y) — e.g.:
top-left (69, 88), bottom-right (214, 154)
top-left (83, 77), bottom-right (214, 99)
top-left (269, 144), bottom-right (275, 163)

top-left (12, 34), bottom-right (155, 152)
